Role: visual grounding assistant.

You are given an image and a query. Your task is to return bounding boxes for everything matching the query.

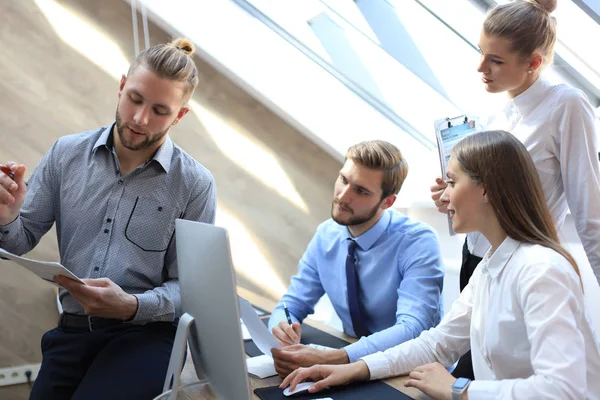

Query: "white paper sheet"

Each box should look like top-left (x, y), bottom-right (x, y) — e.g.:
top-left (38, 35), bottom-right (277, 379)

top-left (245, 354), bottom-right (277, 378)
top-left (0, 248), bottom-right (84, 286)
top-left (238, 296), bottom-right (280, 356)
top-left (240, 319), bottom-right (251, 340)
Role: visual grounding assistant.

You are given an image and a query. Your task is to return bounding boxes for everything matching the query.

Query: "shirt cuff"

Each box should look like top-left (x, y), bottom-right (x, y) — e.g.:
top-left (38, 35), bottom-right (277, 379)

top-left (360, 352), bottom-right (393, 381)
top-left (464, 380), bottom-right (500, 399)
top-left (131, 292), bottom-right (168, 323)
top-left (344, 341), bottom-right (366, 363)
top-left (268, 308), bottom-right (285, 332)
top-left (0, 216), bottom-right (22, 248)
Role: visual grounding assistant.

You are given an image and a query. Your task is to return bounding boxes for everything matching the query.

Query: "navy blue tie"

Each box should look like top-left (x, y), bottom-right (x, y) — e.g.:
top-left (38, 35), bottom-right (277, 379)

top-left (345, 239), bottom-right (369, 337)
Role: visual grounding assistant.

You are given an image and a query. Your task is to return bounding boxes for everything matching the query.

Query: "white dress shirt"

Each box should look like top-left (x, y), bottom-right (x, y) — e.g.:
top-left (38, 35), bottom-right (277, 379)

top-left (466, 76), bottom-right (600, 283)
top-left (361, 237), bottom-right (600, 399)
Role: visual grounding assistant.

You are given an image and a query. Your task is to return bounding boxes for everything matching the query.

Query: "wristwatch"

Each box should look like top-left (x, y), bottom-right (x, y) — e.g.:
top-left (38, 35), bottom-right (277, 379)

top-left (451, 377), bottom-right (471, 400)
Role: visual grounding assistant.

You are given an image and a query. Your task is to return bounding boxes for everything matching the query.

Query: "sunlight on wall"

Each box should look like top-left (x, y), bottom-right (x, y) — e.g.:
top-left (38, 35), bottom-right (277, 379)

top-left (189, 100), bottom-right (310, 214)
top-left (34, 0), bottom-right (130, 80)
top-left (216, 207), bottom-right (287, 299)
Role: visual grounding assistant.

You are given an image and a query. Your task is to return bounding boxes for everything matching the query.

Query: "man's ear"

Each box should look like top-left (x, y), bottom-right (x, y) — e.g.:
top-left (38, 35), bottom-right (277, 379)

top-left (118, 74), bottom-right (126, 97)
top-left (172, 107), bottom-right (190, 126)
top-left (381, 194), bottom-right (397, 210)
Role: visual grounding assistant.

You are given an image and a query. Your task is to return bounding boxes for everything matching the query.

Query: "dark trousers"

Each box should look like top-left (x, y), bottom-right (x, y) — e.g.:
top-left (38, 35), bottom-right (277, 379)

top-left (30, 321), bottom-right (176, 400)
top-left (451, 239), bottom-right (482, 381)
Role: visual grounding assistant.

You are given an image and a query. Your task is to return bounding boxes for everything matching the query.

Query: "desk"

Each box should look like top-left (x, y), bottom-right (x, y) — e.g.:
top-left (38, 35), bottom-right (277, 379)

top-left (174, 288), bottom-right (426, 399)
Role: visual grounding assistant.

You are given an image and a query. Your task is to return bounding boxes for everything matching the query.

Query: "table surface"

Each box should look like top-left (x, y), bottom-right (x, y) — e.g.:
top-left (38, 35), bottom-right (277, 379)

top-left (170, 287), bottom-right (426, 400)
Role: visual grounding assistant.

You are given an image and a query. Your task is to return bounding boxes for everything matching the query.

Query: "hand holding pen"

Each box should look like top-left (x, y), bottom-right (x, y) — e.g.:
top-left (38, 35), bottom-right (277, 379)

top-left (0, 162), bottom-right (28, 226)
top-left (272, 301), bottom-right (302, 346)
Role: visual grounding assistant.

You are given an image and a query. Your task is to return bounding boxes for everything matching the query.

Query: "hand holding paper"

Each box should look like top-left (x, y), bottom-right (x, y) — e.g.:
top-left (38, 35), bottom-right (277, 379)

top-left (56, 276), bottom-right (138, 320)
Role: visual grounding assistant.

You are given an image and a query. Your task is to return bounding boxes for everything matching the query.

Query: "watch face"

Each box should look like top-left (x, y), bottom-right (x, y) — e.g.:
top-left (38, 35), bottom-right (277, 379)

top-left (453, 377), bottom-right (471, 390)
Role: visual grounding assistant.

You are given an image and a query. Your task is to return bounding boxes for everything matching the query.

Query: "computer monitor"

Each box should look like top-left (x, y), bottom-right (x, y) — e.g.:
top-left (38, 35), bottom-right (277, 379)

top-left (160, 219), bottom-right (251, 400)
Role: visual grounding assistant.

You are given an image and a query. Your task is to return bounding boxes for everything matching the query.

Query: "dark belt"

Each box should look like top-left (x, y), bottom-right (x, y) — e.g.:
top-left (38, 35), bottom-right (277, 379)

top-left (59, 313), bottom-right (124, 332)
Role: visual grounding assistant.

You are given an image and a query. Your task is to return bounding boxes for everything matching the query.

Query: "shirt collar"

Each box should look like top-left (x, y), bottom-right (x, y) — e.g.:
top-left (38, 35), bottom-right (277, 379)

top-left (507, 75), bottom-right (553, 118)
top-left (343, 209), bottom-right (391, 251)
top-left (92, 124), bottom-right (114, 152)
top-left (92, 122), bottom-right (174, 173)
top-left (483, 236), bottom-right (522, 279)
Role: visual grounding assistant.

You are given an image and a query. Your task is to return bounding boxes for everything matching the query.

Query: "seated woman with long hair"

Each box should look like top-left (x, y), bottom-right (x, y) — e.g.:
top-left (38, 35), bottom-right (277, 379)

top-left (281, 130), bottom-right (600, 399)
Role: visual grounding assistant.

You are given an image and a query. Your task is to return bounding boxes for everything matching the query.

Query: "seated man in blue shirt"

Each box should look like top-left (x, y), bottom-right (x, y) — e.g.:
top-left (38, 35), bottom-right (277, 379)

top-left (269, 140), bottom-right (443, 377)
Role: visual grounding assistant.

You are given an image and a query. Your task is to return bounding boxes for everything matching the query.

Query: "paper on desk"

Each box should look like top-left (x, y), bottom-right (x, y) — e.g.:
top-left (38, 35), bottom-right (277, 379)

top-left (0, 248), bottom-right (84, 286)
top-left (246, 354), bottom-right (277, 378)
top-left (238, 296), bottom-right (280, 356)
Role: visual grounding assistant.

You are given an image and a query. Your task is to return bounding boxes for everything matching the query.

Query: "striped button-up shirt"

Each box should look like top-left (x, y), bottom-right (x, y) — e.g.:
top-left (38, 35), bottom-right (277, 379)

top-left (0, 124), bottom-right (216, 323)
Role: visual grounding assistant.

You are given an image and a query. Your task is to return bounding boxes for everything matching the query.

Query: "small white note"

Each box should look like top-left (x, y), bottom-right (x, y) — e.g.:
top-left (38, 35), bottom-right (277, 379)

top-left (0, 248), bottom-right (84, 286)
top-left (245, 354), bottom-right (277, 378)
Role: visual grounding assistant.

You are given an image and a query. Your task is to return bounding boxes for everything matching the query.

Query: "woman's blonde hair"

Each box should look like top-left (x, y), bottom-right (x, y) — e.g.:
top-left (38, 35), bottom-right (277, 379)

top-left (484, 0), bottom-right (557, 68)
top-left (452, 130), bottom-right (582, 286)
top-left (127, 38), bottom-right (199, 103)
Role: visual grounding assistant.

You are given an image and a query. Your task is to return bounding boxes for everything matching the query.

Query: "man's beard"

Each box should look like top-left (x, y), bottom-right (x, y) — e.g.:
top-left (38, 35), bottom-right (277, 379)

top-left (331, 200), bottom-right (380, 226)
top-left (115, 109), bottom-right (169, 151)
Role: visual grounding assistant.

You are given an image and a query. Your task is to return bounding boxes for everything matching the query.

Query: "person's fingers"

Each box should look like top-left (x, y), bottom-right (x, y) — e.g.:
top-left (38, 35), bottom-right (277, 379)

top-left (408, 369), bottom-right (423, 379)
top-left (12, 164), bottom-right (26, 187)
top-left (430, 180), bottom-right (447, 192)
top-left (308, 376), bottom-right (331, 393)
top-left (281, 322), bottom-right (300, 344)
top-left (287, 367), bottom-right (314, 392)
top-left (81, 278), bottom-right (111, 287)
top-left (291, 322), bottom-right (302, 343)
top-left (404, 378), bottom-right (422, 389)
top-left (272, 326), bottom-right (295, 346)
top-left (54, 275), bottom-right (83, 289)
top-left (279, 369), bottom-right (298, 388)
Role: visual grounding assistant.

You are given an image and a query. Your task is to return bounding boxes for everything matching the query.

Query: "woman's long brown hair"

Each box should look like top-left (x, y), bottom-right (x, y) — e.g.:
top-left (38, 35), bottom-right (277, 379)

top-left (453, 130), bottom-right (582, 285)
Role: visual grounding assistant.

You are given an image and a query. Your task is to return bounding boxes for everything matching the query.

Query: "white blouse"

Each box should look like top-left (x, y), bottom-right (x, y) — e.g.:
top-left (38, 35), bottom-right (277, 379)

top-left (466, 77), bottom-right (600, 283)
top-left (361, 237), bottom-right (600, 399)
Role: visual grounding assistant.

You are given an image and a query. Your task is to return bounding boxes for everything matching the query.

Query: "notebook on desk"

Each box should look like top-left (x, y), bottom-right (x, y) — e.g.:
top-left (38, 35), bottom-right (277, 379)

top-left (244, 318), bottom-right (351, 357)
top-left (254, 380), bottom-right (414, 400)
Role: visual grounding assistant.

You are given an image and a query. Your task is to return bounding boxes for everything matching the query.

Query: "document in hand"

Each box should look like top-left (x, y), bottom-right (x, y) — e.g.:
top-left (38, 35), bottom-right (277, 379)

top-left (239, 296), bottom-right (281, 378)
top-left (434, 115), bottom-right (481, 235)
top-left (238, 296), bottom-right (280, 355)
top-left (0, 248), bottom-right (84, 286)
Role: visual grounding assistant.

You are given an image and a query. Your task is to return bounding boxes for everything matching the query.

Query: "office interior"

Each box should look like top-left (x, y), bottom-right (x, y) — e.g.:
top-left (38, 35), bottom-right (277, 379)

top-left (0, 0), bottom-right (599, 398)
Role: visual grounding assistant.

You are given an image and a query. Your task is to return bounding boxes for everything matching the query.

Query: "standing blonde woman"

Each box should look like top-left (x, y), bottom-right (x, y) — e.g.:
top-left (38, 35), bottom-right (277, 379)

top-left (281, 131), bottom-right (600, 400)
top-left (430, 0), bottom-right (600, 380)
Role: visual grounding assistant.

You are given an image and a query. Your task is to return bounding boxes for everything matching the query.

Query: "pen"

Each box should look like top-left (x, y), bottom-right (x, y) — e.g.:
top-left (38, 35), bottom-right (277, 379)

top-left (283, 301), bottom-right (293, 326)
top-left (0, 165), bottom-right (15, 180)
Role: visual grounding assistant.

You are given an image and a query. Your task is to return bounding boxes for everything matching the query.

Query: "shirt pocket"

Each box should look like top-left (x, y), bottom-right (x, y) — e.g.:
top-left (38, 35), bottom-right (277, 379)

top-left (125, 196), bottom-right (179, 252)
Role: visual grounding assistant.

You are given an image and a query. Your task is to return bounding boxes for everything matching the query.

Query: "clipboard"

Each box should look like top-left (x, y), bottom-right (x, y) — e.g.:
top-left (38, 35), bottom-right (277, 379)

top-left (434, 115), bottom-right (482, 235)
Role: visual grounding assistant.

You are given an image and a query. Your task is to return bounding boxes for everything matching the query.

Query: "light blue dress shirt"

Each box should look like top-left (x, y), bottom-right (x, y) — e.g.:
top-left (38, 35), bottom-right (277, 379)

top-left (269, 209), bottom-right (444, 362)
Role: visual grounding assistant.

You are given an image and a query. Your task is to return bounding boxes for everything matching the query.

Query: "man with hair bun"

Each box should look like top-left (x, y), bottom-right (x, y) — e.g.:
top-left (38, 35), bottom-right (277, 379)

top-left (0, 38), bottom-right (216, 399)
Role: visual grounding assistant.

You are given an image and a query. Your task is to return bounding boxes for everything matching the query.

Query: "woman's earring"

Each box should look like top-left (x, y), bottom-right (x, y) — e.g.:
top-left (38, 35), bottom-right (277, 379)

top-left (528, 70), bottom-right (532, 74)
